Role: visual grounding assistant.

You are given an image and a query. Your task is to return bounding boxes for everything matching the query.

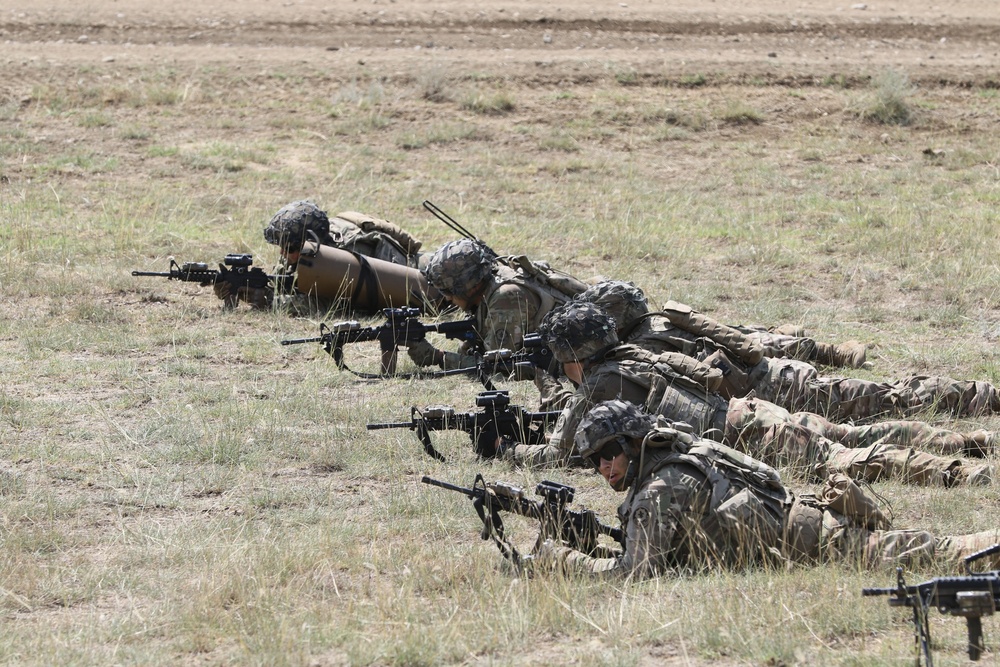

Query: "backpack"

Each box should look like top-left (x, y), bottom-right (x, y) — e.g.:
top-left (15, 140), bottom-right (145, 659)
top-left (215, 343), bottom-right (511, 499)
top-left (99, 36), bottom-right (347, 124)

top-left (492, 255), bottom-right (589, 329)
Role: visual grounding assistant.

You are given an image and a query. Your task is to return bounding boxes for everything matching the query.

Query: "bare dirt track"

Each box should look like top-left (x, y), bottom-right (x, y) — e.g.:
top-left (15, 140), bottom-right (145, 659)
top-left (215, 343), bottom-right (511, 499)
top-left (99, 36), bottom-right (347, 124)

top-left (4, 0), bottom-right (1000, 84)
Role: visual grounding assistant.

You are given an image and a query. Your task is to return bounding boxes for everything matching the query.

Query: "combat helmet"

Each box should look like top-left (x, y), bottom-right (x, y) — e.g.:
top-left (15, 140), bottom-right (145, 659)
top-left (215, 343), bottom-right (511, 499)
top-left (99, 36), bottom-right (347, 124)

top-left (263, 200), bottom-right (330, 253)
top-left (421, 239), bottom-right (494, 299)
top-left (538, 301), bottom-right (618, 365)
top-left (575, 280), bottom-right (649, 331)
top-left (575, 399), bottom-right (656, 468)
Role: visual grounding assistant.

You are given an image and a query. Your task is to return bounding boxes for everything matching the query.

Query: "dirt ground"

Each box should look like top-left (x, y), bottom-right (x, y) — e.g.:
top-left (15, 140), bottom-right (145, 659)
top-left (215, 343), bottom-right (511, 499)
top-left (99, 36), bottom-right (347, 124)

top-left (4, 0), bottom-right (999, 81)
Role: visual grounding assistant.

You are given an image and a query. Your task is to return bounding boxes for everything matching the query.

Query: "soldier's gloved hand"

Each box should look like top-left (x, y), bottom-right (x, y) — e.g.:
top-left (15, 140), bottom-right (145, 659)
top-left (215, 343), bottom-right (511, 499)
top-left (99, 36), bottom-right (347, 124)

top-left (457, 339), bottom-right (482, 357)
top-left (213, 281), bottom-right (233, 301)
top-left (233, 286), bottom-right (271, 310)
top-left (407, 339), bottom-right (443, 368)
top-left (532, 539), bottom-right (574, 572)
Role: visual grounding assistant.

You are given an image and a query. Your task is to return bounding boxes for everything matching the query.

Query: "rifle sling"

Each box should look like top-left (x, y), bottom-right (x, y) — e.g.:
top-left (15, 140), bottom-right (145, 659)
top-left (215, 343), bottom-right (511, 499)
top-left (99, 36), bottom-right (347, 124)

top-left (352, 252), bottom-right (380, 313)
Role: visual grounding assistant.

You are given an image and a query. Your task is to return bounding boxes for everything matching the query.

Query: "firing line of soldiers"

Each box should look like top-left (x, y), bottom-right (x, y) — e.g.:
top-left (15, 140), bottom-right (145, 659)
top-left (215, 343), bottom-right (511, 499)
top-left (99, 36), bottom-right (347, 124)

top-left (148, 199), bottom-right (1000, 582)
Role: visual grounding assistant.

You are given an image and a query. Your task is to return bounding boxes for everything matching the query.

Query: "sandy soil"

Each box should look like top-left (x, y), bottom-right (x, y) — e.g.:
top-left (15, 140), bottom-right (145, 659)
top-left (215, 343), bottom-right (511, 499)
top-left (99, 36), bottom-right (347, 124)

top-left (3, 0), bottom-right (999, 83)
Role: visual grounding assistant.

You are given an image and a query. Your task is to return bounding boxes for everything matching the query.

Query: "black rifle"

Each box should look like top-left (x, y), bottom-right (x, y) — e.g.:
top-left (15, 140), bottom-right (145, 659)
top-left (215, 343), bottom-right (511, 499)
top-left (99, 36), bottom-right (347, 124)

top-left (862, 543), bottom-right (1000, 666)
top-left (132, 254), bottom-right (293, 307)
top-left (367, 390), bottom-right (560, 462)
top-left (421, 333), bottom-right (561, 390)
top-left (479, 332), bottom-right (558, 377)
top-left (280, 306), bottom-right (479, 377)
top-left (422, 473), bottom-right (624, 568)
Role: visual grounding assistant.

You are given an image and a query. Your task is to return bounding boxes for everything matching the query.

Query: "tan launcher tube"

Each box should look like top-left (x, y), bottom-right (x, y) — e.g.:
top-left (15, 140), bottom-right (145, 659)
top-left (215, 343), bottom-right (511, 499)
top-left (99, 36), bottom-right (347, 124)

top-left (295, 241), bottom-right (446, 312)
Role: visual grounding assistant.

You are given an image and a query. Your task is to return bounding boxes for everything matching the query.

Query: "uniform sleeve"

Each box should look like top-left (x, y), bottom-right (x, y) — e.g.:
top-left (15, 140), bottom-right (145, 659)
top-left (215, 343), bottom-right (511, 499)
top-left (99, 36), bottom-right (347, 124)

top-left (441, 283), bottom-right (539, 371)
top-left (481, 283), bottom-right (540, 352)
top-left (536, 475), bottom-right (697, 578)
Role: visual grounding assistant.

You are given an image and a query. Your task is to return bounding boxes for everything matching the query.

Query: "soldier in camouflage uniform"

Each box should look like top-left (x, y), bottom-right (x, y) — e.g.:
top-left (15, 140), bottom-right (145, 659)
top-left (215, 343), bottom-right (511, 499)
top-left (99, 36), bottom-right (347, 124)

top-left (407, 239), bottom-right (586, 409)
top-left (576, 280), bottom-right (867, 368)
top-left (578, 280), bottom-right (1000, 433)
top-left (504, 302), bottom-right (992, 486)
top-left (530, 400), bottom-right (1000, 577)
top-left (215, 200), bottom-right (423, 313)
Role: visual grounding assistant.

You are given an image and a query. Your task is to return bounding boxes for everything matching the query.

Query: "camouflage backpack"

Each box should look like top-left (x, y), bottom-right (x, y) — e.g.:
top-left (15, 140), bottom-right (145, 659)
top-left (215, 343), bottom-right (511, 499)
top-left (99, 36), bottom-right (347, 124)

top-left (329, 211), bottom-right (422, 267)
top-left (492, 255), bottom-right (590, 329)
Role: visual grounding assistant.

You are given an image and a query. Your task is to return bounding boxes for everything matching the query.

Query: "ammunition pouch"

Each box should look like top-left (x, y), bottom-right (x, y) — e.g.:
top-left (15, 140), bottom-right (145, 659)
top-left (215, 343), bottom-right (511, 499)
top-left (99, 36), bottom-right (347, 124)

top-left (818, 473), bottom-right (890, 531)
top-left (700, 346), bottom-right (768, 399)
top-left (784, 496), bottom-right (824, 563)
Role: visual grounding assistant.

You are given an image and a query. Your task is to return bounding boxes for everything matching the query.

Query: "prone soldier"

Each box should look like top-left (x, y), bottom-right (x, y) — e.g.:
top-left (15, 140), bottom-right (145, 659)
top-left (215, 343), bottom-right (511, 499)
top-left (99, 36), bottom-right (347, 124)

top-left (530, 400), bottom-right (1000, 577)
top-left (502, 301), bottom-right (992, 487)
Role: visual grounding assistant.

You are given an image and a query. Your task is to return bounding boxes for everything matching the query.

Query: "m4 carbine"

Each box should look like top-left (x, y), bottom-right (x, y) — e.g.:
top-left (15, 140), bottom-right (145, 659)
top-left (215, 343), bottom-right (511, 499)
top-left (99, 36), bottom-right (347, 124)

top-left (862, 543), bottom-right (1000, 666)
top-left (281, 306), bottom-right (479, 377)
top-left (422, 473), bottom-right (624, 568)
top-left (367, 389), bottom-right (560, 461)
top-left (132, 254), bottom-right (293, 307)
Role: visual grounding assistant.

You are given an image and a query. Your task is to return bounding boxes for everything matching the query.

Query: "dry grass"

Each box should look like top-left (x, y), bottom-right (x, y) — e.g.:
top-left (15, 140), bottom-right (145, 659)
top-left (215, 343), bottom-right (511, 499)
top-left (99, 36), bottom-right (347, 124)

top-left (2, 10), bottom-right (1000, 666)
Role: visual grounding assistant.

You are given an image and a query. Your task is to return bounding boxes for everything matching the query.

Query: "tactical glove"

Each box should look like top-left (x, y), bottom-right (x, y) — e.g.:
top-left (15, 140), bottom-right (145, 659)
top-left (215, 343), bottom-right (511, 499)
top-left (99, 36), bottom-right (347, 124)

top-left (237, 286), bottom-right (272, 310)
top-left (407, 338), bottom-right (443, 368)
top-left (213, 280), bottom-right (233, 301)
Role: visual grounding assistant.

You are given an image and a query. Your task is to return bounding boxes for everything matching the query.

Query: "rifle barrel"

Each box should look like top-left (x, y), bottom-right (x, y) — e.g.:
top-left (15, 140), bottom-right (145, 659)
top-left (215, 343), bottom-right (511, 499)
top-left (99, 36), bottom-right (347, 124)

top-left (366, 421), bottom-right (416, 430)
top-left (131, 270), bottom-right (173, 277)
top-left (421, 476), bottom-right (477, 497)
top-left (860, 587), bottom-right (895, 597)
top-left (280, 337), bottom-right (326, 346)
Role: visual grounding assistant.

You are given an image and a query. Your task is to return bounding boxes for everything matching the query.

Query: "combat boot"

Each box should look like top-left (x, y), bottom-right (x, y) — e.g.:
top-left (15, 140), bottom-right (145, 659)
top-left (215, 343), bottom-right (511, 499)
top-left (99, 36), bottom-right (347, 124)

top-left (946, 461), bottom-right (993, 487)
top-left (963, 430), bottom-right (996, 458)
top-left (936, 529), bottom-right (1000, 570)
top-left (814, 341), bottom-right (869, 369)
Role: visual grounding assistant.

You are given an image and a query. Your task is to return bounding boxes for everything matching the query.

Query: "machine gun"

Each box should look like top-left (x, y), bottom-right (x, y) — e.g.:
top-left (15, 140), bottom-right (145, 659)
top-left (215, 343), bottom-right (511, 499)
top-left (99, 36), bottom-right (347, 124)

top-left (422, 473), bottom-right (624, 568)
top-left (280, 306), bottom-right (479, 377)
top-left (862, 543), bottom-right (1000, 666)
top-left (367, 390), bottom-right (560, 462)
top-left (132, 254), bottom-right (294, 307)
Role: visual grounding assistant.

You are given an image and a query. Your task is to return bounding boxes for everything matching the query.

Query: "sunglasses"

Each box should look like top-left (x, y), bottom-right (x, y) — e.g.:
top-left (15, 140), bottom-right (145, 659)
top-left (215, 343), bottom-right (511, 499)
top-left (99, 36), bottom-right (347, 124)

top-left (587, 436), bottom-right (625, 468)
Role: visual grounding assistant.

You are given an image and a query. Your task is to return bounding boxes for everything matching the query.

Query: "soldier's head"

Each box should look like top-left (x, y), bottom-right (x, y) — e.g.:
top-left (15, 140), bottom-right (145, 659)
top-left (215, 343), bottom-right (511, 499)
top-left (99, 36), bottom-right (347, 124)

top-left (421, 239), bottom-right (495, 310)
top-left (263, 200), bottom-right (331, 261)
top-left (575, 280), bottom-right (650, 333)
top-left (575, 400), bottom-right (655, 491)
top-left (538, 301), bottom-right (618, 384)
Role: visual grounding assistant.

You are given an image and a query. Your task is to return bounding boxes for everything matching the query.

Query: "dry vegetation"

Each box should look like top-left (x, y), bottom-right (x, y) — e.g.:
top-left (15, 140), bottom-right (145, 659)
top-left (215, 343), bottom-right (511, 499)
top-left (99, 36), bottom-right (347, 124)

top-left (1, 1), bottom-right (1000, 665)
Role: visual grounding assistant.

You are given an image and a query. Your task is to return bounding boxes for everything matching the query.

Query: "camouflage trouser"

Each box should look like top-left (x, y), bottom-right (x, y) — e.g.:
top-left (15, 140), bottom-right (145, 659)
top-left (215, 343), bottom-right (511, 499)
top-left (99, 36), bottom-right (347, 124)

top-left (789, 505), bottom-right (1000, 571)
top-left (802, 375), bottom-right (1000, 421)
top-left (754, 359), bottom-right (1000, 422)
top-left (788, 411), bottom-right (972, 456)
top-left (783, 475), bottom-right (976, 570)
top-left (741, 326), bottom-right (817, 362)
top-left (724, 398), bottom-right (966, 486)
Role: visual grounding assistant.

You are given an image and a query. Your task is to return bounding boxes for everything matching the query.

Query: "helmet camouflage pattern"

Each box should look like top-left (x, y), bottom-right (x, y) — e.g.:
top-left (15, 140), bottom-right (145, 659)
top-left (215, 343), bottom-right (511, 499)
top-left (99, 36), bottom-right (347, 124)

top-left (575, 280), bottom-right (649, 330)
top-left (538, 301), bottom-right (618, 364)
top-left (421, 239), bottom-right (494, 298)
top-left (263, 200), bottom-right (330, 252)
top-left (575, 400), bottom-right (656, 463)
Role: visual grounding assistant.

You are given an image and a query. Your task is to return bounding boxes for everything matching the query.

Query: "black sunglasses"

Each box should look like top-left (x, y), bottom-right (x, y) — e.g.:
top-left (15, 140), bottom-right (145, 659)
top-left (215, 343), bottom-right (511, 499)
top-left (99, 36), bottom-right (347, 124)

top-left (588, 436), bottom-right (625, 468)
